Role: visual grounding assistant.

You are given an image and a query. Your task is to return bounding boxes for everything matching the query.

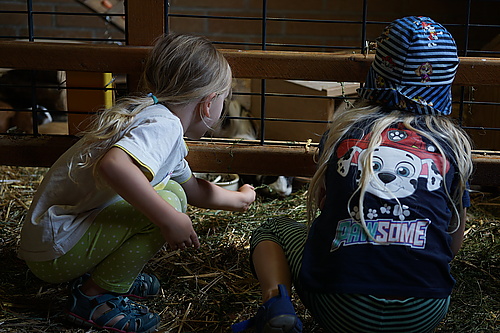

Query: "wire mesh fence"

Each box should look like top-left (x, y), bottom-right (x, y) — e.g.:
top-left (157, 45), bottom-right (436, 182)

top-left (0, 0), bottom-right (499, 150)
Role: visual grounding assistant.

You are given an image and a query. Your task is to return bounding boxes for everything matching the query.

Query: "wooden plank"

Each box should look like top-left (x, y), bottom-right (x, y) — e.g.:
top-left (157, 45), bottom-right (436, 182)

top-left (455, 57), bottom-right (500, 87)
top-left (0, 42), bottom-right (499, 86)
top-left (0, 136), bottom-right (317, 175)
top-left (0, 136), bottom-right (497, 187)
top-left (0, 41), bottom-right (148, 73)
top-left (470, 153), bottom-right (500, 187)
top-left (226, 51), bottom-right (500, 86)
top-left (185, 142), bottom-right (317, 177)
top-left (224, 50), bottom-right (371, 82)
top-left (126, 0), bottom-right (165, 47)
top-left (125, 0), bottom-right (166, 92)
top-left (66, 72), bottom-right (114, 135)
top-left (0, 135), bottom-right (79, 167)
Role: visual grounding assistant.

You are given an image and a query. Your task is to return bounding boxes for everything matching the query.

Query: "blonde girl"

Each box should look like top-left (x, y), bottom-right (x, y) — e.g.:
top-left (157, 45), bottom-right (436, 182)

top-left (234, 16), bottom-right (473, 333)
top-left (19, 33), bottom-right (255, 333)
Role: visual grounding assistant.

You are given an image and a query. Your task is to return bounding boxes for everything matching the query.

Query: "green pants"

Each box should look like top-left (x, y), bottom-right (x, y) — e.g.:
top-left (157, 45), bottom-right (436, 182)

top-left (27, 180), bottom-right (186, 293)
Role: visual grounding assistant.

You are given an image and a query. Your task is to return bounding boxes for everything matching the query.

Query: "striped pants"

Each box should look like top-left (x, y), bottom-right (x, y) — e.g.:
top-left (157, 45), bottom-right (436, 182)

top-left (250, 216), bottom-right (450, 333)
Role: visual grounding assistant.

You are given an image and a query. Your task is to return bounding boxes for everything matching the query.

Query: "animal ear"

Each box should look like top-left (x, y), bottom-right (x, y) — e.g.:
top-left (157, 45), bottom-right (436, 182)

top-left (421, 159), bottom-right (443, 191)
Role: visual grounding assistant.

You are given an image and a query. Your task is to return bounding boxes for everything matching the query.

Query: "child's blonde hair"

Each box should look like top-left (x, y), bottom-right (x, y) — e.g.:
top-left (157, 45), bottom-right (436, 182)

top-left (70, 33), bottom-right (232, 176)
top-left (306, 103), bottom-right (473, 236)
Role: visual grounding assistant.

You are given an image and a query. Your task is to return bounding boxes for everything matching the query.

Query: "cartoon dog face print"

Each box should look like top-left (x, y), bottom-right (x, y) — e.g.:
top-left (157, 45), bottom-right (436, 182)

top-left (336, 129), bottom-right (446, 200)
top-left (368, 146), bottom-right (442, 198)
top-left (381, 55), bottom-right (396, 70)
top-left (418, 20), bottom-right (443, 46)
top-left (415, 62), bottom-right (433, 83)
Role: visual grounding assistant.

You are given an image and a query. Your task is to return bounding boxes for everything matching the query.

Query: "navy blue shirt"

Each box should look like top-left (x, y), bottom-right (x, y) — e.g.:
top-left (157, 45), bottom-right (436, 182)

top-left (300, 123), bottom-right (469, 298)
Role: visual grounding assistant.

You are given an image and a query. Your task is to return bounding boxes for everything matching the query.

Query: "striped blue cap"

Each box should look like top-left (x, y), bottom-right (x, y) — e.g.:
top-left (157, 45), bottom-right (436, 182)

top-left (357, 16), bottom-right (459, 115)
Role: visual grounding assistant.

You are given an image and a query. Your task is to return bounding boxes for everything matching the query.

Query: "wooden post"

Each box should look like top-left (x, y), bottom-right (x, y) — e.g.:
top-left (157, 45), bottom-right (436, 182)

top-left (65, 0), bottom-right (166, 135)
top-left (125, 0), bottom-right (166, 92)
top-left (66, 72), bottom-right (113, 135)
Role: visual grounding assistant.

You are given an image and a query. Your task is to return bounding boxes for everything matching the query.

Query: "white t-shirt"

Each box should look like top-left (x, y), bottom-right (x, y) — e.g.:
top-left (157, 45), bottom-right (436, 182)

top-left (18, 105), bottom-right (192, 261)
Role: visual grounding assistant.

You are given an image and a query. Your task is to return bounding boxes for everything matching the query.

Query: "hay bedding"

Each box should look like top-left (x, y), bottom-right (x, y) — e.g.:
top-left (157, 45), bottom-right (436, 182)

top-left (0, 166), bottom-right (498, 332)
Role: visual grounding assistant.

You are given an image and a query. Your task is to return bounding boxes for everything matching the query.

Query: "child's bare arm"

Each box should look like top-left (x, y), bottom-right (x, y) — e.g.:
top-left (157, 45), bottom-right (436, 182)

top-left (450, 208), bottom-right (467, 257)
top-left (181, 176), bottom-right (256, 212)
top-left (97, 147), bottom-right (200, 250)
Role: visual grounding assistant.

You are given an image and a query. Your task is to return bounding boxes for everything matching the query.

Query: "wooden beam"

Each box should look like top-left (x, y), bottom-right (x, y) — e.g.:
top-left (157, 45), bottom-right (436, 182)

top-left (126, 0), bottom-right (165, 47)
top-left (0, 136), bottom-right (498, 186)
top-left (0, 135), bottom-right (79, 167)
top-left (125, 0), bottom-right (166, 92)
top-left (185, 142), bottom-right (317, 177)
top-left (470, 153), bottom-right (500, 187)
top-left (224, 50), bottom-right (372, 82)
top-left (0, 41), bottom-right (499, 86)
top-left (225, 50), bottom-right (500, 86)
top-left (0, 41), bottom-right (148, 73)
top-left (0, 136), bottom-right (317, 175)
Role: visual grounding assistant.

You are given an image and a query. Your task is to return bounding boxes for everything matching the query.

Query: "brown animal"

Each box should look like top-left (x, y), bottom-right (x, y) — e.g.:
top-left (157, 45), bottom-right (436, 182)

top-left (38, 121), bottom-right (68, 135)
top-left (0, 101), bottom-right (53, 134)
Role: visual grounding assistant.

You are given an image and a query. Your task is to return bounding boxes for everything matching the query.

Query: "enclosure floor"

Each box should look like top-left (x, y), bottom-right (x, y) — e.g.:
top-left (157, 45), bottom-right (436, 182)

top-left (0, 166), bottom-right (498, 332)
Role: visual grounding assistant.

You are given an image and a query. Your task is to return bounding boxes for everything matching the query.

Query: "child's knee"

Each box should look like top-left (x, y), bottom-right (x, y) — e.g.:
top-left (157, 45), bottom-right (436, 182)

top-left (164, 180), bottom-right (187, 200)
top-left (157, 182), bottom-right (187, 213)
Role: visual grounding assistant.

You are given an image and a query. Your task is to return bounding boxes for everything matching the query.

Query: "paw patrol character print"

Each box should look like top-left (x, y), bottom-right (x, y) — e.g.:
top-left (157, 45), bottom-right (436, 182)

top-left (375, 74), bottom-right (386, 88)
top-left (421, 21), bottom-right (438, 40)
top-left (336, 126), bottom-right (449, 200)
top-left (396, 99), bottom-right (408, 110)
top-left (412, 96), bottom-right (434, 107)
top-left (387, 130), bottom-right (407, 142)
top-left (381, 56), bottom-right (396, 70)
top-left (350, 206), bottom-right (361, 221)
top-left (418, 19), bottom-right (443, 46)
top-left (376, 26), bottom-right (391, 44)
top-left (367, 208), bottom-right (378, 219)
top-left (393, 204), bottom-right (411, 221)
top-left (380, 204), bottom-right (391, 214)
top-left (377, 203), bottom-right (410, 221)
top-left (415, 62), bottom-right (433, 82)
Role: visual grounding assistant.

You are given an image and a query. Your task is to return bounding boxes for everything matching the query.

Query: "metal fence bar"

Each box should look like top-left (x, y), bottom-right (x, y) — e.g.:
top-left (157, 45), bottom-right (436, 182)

top-left (258, 0), bottom-right (268, 145)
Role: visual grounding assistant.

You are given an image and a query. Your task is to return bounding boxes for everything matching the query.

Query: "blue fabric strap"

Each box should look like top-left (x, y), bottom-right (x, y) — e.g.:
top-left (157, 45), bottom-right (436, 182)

top-left (147, 93), bottom-right (158, 104)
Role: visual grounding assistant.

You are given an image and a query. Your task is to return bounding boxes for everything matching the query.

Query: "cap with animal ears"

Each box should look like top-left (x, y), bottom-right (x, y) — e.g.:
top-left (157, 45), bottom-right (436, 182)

top-left (357, 16), bottom-right (459, 115)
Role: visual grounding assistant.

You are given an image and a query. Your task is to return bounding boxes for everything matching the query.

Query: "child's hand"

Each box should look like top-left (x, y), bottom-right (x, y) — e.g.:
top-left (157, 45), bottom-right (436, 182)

top-left (160, 212), bottom-right (200, 251)
top-left (235, 184), bottom-right (256, 212)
